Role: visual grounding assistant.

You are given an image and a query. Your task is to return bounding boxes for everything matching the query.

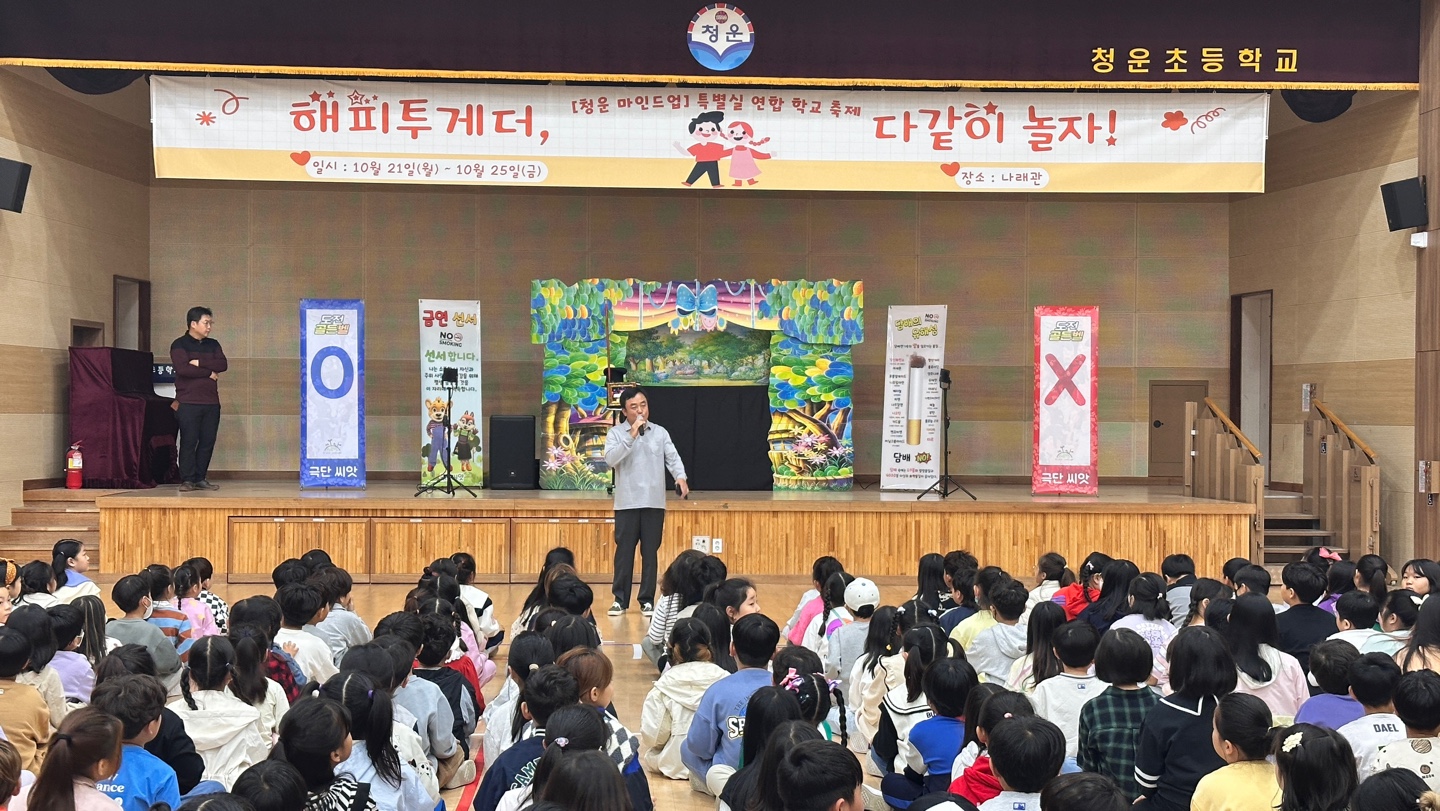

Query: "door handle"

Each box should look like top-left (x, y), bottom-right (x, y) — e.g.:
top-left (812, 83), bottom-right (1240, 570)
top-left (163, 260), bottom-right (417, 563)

top-left (1153, 420), bottom-right (1164, 428)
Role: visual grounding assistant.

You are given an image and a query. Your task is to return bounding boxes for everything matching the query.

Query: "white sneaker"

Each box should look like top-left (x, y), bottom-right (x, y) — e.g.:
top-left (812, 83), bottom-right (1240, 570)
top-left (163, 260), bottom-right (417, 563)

top-left (607, 601), bottom-right (625, 616)
top-left (443, 758), bottom-right (476, 789)
top-left (860, 784), bottom-right (887, 811)
top-left (641, 602), bottom-right (654, 617)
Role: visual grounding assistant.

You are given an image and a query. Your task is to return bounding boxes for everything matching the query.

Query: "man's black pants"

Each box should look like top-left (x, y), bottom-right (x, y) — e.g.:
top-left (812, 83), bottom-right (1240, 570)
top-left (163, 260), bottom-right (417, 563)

top-left (613, 507), bottom-right (665, 608)
top-left (177, 403), bottom-right (221, 483)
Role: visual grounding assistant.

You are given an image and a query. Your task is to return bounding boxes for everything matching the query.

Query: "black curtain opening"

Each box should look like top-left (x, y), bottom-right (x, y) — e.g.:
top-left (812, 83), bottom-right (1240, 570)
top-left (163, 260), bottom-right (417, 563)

top-left (643, 386), bottom-right (772, 491)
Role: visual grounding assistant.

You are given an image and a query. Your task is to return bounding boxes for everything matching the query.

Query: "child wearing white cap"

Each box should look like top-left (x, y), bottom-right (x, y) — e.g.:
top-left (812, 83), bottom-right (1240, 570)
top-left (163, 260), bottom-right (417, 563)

top-left (828, 577), bottom-right (881, 754)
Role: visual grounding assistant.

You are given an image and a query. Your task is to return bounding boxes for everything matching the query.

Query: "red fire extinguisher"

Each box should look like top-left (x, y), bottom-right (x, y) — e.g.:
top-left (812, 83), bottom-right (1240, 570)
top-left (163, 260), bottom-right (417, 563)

top-left (65, 442), bottom-right (83, 490)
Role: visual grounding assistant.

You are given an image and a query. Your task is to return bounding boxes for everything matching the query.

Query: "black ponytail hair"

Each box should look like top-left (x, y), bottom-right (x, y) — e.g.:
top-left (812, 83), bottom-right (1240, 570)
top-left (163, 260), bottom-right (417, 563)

top-left (226, 623), bottom-right (272, 706)
top-left (1214, 693), bottom-right (1275, 761)
top-left (320, 671), bottom-right (401, 786)
top-left (975, 690), bottom-right (1034, 748)
top-left (522, 548), bottom-right (576, 614)
top-left (1025, 601), bottom-right (1067, 687)
top-left (1128, 573), bottom-right (1173, 622)
top-left (860, 606), bottom-right (900, 677)
top-left (6, 605), bottom-right (56, 672)
top-left (778, 669), bottom-right (848, 747)
top-left (1381, 589), bottom-right (1423, 630)
top-left (507, 631), bottom-right (557, 742)
top-left (1077, 552), bottom-right (1115, 604)
top-left (896, 599), bottom-right (940, 634)
top-left (1356, 554), bottom-right (1390, 601)
top-left (692, 602), bottom-right (737, 673)
top-left (960, 683), bottom-right (1005, 754)
top-left (181, 636), bottom-right (236, 710)
top-left (172, 564), bottom-right (201, 611)
top-left (1037, 552), bottom-right (1077, 587)
top-left (273, 696), bottom-right (352, 791)
top-left (916, 553), bottom-right (946, 606)
top-left (529, 704), bottom-right (609, 799)
top-left (901, 624), bottom-right (957, 702)
top-left (1182, 578), bottom-right (1233, 627)
top-left (668, 617), bottom-right (715, 666)
top-left (818, 571), bottom-right (855, 637)
top-left (450, 552), bottom-right (478, 585)
top-left (1327, 561), bottom-right (1358, 600)
top-left (18, 561), bottom-right (54, 599)
top-left (50, 539), bottom-right (83, 587)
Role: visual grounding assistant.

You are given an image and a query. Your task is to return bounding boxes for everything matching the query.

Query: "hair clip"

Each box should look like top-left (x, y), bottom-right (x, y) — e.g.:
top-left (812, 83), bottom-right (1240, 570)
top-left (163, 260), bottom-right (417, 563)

top-left (896, 606), bottom-right (906, 616)
top-left (1282, 732), bottom-right (1303, 753)
top-left (1319, 548), bottom-right (1341, 562)
top-left (367, 689), bottom-right (374, 698)
top-left (779, 668), bottom-right (804, 693)
top-left (54, 732), bottom-right (72, 743)
top-left (528, 663), bottom-right (540, 672)
top-left (553, 736), bottom-right (569, 749)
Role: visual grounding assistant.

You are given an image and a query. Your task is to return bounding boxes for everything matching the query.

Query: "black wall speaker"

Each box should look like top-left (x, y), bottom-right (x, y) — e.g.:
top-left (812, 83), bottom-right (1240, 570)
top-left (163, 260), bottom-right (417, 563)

top-left (0, 158), bottom-right (31, 213)
top-left (1380, 177), bottom-right (1428, 232)
top-left (489, 414), bottom-right (538, 489)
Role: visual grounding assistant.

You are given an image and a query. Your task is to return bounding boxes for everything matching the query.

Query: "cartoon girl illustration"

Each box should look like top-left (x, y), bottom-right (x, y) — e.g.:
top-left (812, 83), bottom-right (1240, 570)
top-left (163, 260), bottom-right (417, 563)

top-left (725, 121), bottom-right (772, 186)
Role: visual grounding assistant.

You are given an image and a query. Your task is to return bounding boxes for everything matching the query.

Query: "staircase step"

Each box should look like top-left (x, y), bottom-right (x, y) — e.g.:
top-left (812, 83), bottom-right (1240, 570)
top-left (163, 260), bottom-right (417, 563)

top-left (1266, 512), bottom-right (1318, 522)
top-left (21, 488), bottom-right (120, 505)
top-left (1263, 545), bottom-right (1350, 556)
top-left (0, 526), bottom-right (99, 546)
top-left (9, 507), bottom-right (99, 528)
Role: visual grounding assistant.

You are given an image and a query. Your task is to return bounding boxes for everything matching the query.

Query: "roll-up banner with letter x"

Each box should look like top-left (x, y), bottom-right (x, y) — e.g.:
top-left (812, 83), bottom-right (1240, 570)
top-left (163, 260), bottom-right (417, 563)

top-left (1033, 306), bottom-right (1097, 495)
top-left (300, 299), bottom-right (366, 488)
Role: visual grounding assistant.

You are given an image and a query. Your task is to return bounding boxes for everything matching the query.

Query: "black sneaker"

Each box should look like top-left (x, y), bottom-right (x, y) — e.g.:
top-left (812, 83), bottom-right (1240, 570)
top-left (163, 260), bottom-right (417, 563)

top-left (641, 602), bottom-right (655, 617)
top-left (607, 601), bottom-right (625, 616)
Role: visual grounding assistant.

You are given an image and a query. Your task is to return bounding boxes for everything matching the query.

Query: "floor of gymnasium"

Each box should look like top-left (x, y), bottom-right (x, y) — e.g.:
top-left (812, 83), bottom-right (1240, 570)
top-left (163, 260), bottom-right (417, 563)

top-left (203, 577), bottom-right (908, 811)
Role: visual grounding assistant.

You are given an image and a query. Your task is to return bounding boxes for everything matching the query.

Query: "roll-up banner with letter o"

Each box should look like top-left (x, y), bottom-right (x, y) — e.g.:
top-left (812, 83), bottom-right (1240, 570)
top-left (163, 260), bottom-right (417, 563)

top-left (301, 299), bottom-right (365, 488)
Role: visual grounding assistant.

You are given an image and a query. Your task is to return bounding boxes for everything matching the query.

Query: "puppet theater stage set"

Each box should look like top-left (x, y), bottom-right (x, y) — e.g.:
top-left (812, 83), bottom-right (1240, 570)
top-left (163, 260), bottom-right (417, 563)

top-left (98, 275), bottom-right (1252, 584)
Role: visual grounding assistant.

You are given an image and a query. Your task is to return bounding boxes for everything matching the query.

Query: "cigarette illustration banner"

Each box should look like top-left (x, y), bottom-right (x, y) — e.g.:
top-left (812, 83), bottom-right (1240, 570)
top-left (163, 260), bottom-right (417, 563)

top-left (881, 306), bottom-right (947, 490)
top-left (151, 76), bottom-right (1268, 193)
top-left (300, 299), bottom-right (365, 489)
top-left (1033, 306), bottom-right (1098, 496)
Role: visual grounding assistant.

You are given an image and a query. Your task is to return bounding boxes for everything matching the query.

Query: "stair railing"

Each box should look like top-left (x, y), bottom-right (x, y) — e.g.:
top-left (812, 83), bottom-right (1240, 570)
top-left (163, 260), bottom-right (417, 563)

top-left (1302, 400), bottom-right (1380, 557)
top-left (1183, 398), bottom-right (1265, 560)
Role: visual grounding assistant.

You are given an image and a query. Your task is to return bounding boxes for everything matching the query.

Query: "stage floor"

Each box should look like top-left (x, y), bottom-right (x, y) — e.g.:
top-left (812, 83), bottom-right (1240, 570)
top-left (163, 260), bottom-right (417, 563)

top-left (98, 481), bottom-right (1253, 583)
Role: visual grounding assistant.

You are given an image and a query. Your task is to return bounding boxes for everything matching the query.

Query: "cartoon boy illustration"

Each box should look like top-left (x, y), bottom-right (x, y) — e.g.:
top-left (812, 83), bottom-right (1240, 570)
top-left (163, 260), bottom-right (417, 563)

top-left (673, 110), bottom-right (732, 188)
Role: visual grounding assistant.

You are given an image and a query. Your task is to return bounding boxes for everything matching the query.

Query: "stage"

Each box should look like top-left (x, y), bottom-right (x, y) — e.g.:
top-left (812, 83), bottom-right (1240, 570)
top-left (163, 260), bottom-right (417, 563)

top-left (96, 482), bottom-right (1253, 584)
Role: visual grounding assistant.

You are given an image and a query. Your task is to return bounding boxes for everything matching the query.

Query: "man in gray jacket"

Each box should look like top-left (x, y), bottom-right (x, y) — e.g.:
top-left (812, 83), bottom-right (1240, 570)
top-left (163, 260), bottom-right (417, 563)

top-left (605, 387), bottom-right (688, 617)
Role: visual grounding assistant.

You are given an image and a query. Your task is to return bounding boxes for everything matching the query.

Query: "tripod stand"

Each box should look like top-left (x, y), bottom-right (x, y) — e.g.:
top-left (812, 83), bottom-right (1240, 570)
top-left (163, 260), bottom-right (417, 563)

top-left (919, 368), bottom-right (976, 501)
top-left (415, 378), bottom-right (476, 498)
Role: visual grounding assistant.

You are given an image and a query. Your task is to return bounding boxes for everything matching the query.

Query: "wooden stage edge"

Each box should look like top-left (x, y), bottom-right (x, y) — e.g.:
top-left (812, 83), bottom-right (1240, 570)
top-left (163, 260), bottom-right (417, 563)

top-left (98, 482), bottom-right (1253, 586)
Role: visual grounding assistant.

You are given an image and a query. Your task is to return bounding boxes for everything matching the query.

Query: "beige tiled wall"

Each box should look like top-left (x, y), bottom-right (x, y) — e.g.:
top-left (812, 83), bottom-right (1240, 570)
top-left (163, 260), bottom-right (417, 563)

top-left (151, 183), bottom-right (1231, 480)
top-left (0, 69), bottom-right (150, 520)
top-left (1230, 91), bottom-right (1419, 559)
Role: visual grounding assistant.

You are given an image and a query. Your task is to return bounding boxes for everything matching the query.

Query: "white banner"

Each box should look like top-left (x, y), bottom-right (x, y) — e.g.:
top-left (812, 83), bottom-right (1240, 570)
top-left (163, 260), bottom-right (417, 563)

top-left (151, 76), bottom-right (1269, 193)
top-left (301, 300), bottom-right (364, 488)
top-left (1033, 306), bottom-right (1099, 495)
top-left (881, 306), bottom-right (947, 490)
top-left (419, 301), bottom-right (484, 488)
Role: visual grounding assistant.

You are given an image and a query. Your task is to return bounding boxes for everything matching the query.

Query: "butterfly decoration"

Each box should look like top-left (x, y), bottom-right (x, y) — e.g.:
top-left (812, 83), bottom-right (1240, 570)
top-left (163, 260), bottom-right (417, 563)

top-left (671, 283), bottom-right (726, 331)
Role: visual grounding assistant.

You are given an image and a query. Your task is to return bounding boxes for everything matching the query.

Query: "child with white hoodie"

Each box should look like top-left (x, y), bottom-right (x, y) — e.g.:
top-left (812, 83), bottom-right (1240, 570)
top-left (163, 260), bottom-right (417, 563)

top-left (170, 637), bottom-right (270, 789)
top-left (968, 579), bottom-right (1030, 684)
top-left (640, 618), bottom-right (729, 779)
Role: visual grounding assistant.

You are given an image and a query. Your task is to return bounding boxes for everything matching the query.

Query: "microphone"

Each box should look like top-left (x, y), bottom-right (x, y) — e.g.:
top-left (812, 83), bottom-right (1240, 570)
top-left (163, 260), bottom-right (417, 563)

top-left (637, 418), bottom-right (647, 436)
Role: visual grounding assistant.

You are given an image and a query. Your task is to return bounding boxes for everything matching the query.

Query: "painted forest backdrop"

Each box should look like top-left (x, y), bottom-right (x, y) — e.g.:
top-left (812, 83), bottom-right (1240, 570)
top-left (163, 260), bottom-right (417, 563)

top-left (531, 278), bottom-right (864, 491)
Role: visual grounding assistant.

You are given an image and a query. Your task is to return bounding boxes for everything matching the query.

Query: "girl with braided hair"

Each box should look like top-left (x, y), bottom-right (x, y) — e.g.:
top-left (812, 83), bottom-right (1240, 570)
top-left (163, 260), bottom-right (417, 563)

top-left (171, 636), bottom-right (270, 788)
top-left (801, 571), bottom-right (855, 666)
top-left (320, 671), bottom-right (436, 811)
top-left (874, 625), bottom-right (960, 775)
top-left (851, 605), bottom-right (905, 752)
top-left (779, 668), bottom-right (849, 747)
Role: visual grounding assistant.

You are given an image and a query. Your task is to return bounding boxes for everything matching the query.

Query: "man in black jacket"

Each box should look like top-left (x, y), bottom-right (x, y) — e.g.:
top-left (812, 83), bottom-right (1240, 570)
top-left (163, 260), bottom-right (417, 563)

top-left (170, 306), bottom-right (227, 491)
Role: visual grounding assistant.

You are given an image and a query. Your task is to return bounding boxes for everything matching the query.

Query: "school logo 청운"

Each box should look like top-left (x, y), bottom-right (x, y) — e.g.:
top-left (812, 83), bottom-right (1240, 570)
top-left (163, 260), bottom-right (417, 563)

top-left (688, 4), bottom-right (754, 71)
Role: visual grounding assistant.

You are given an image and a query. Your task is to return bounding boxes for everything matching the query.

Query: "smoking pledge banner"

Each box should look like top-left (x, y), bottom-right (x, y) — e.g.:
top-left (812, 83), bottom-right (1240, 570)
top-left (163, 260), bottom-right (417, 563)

top-left (300, 299), bottom-right (365, 488)
top-left (1033, 307), bottom-right (1098, 496)
top-left (881, 306), bottom-right (947, 491)
top-left (152, 76), bottom-right (1268, 193)
top-left (419, 301), bottom-right (484, 488)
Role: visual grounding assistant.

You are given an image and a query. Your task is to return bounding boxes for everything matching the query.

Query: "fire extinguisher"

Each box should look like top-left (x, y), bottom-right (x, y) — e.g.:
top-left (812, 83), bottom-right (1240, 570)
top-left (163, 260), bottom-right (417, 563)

top-left (65, 442), bottom-right (83, 490)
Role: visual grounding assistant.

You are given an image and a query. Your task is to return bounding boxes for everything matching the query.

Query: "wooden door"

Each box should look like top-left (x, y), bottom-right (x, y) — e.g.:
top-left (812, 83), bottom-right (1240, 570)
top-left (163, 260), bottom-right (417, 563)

top-left (1149, 380), bottom-right (1210, 478)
